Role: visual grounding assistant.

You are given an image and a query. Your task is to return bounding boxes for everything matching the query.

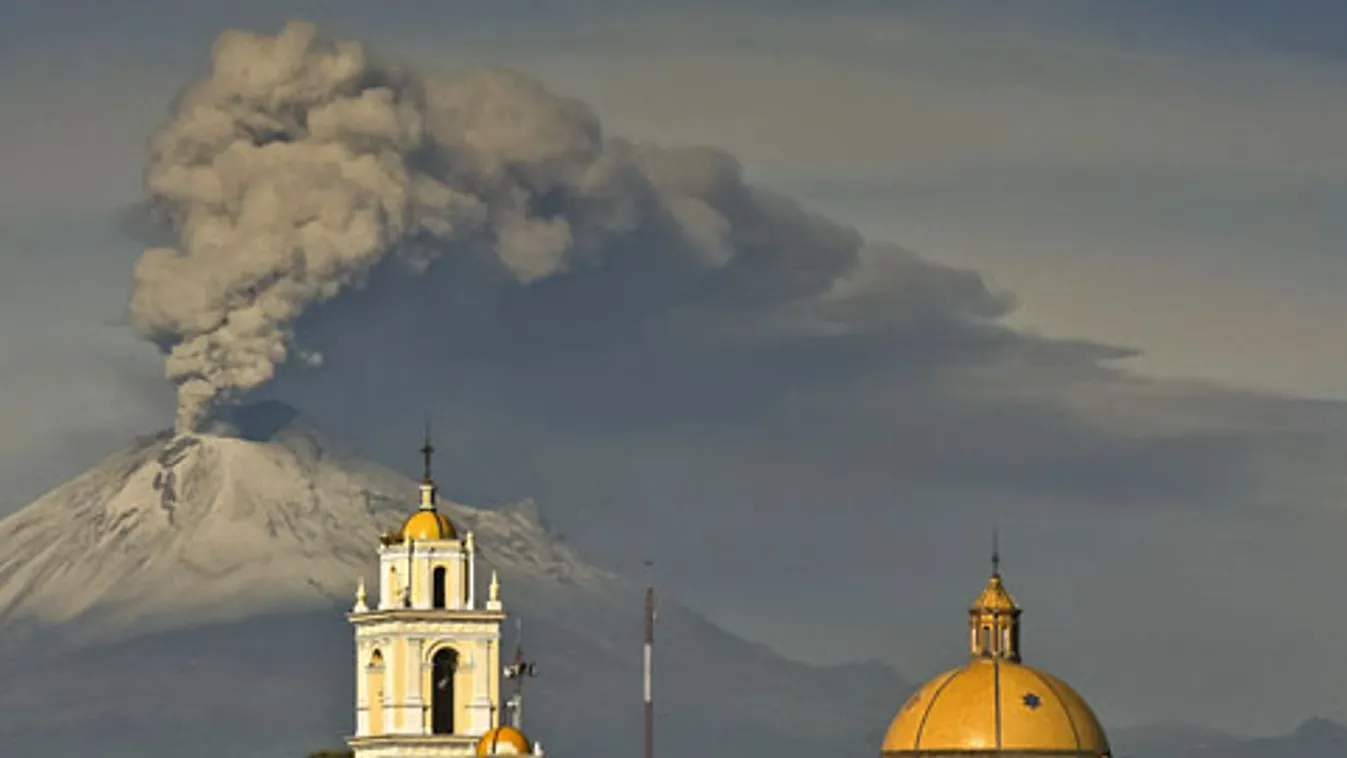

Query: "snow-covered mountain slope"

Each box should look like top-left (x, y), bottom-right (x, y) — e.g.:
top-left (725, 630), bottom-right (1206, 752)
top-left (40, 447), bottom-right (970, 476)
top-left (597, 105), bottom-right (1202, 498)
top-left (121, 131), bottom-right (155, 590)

top-left (0, 401), bottom-right (613, 640)
top-left (0, 402), bottom-right (909, 758)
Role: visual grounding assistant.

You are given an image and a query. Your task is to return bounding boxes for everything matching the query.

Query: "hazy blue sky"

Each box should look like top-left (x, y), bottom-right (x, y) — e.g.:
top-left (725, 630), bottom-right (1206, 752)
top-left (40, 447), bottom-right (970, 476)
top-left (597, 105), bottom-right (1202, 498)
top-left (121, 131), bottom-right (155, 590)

top-left (1, 0), bottom-right (1346, 736)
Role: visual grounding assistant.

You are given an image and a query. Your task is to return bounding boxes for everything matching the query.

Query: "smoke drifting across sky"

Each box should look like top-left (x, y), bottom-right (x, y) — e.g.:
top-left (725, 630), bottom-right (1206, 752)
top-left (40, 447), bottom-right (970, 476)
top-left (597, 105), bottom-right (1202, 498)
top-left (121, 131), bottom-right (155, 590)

top-left (129, 21), bottom-right (875, 432)
top-left (110, 18), bottom-right (1347, 732)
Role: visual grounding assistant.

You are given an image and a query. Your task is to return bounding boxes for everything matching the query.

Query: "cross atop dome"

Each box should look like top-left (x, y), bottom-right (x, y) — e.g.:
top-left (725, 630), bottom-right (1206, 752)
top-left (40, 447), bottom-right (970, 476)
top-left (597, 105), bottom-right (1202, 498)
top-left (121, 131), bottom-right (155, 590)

top-left (419, 420), bottom-right (438, 510)
top-left (379, 421), bottom-right (457, 542)
top-left (991, 526), bottom-right (1000, 577)
top-left (421, 419), bottom-right (435, 484)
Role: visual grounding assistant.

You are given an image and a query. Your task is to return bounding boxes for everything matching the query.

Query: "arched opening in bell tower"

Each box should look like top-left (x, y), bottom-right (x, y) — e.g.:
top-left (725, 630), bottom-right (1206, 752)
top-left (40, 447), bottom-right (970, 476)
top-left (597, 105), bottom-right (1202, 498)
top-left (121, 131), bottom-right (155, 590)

top-left (433, 566), bottom-right (447, 609)
top-left (431, 648), bottom-right (459, 734)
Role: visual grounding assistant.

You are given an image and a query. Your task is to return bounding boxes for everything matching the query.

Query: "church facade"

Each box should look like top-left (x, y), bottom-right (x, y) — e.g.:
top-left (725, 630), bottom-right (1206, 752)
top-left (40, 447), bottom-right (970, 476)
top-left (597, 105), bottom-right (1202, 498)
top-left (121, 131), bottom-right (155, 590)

top-left (346, 441), bottom-right (541, 758)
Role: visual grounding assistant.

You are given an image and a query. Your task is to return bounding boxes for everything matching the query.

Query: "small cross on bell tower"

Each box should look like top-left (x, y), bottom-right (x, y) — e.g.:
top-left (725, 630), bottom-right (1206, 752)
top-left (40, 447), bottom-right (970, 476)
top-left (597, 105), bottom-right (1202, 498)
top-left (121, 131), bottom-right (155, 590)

top-left (418, 420), bottom-right (436, 510)
top-left (421, 422), bottom-right (434, 481)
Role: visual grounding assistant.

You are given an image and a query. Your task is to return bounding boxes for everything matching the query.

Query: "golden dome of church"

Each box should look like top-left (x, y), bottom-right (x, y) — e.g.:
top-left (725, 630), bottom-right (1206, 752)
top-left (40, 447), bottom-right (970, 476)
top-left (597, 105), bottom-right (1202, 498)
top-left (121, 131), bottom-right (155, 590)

top-left (398, 485), bottom-right (458, 540)
top-left (882, 549), bottom-right (1111, 758)
top-left (477, 725), bottom-right (533, 755)
top-left (388, 436), bottom-right (459, 543)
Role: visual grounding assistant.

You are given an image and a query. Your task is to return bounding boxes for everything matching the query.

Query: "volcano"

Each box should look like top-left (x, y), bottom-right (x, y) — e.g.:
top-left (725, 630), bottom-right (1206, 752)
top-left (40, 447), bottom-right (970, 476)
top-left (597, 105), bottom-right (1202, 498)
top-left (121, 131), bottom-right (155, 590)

top-left (0, 402), bottom-right (907, 758)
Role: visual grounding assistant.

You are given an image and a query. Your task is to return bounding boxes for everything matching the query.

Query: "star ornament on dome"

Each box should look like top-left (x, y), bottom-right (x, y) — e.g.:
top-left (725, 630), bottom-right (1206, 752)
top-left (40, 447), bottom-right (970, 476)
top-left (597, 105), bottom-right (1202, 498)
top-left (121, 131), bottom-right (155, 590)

top-left (1022, 692), bottom-right (1042, 710)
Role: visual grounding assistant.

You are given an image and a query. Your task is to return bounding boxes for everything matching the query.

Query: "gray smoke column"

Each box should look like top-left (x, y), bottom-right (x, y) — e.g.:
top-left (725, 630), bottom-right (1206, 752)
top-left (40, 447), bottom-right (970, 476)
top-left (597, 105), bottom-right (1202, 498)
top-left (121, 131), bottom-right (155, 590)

top-left (129, 21), bottom-right (860, 433)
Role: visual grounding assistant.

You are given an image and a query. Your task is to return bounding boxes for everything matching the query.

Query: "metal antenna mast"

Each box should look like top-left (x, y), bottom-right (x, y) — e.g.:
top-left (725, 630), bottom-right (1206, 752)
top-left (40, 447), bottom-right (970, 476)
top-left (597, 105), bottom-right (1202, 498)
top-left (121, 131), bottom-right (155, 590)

top-left (644, 560), bottom-right (656, 758)
top-left (503, 616), bottom-right (537, 728)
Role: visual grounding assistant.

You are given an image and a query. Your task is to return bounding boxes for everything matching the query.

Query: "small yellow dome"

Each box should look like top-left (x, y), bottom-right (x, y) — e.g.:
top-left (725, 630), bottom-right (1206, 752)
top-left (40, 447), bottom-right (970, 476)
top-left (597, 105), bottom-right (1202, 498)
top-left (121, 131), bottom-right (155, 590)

top-left (476, 725), bottom-right (532, 755)
top-left (882, 658), bottom-right (1110, 756)
top-left (400, 509), bottom-right (457, 541)
top-left (972, 573), bottom-right (1017, 612)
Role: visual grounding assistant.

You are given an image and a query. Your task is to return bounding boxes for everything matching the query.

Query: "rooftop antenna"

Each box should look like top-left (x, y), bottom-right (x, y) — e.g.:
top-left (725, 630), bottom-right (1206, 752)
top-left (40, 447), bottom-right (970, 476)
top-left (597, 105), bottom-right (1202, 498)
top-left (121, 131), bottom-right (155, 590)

top-left (644, 559), bottom-right (656, 758)
top-left (503, 616), bottom-right (538, 728)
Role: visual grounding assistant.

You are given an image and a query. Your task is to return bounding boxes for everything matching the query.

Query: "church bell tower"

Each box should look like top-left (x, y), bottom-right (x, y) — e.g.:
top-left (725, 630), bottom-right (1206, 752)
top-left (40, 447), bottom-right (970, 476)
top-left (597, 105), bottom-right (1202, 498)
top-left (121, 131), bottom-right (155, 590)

top-left (347, 431), bottom-right (543, 757)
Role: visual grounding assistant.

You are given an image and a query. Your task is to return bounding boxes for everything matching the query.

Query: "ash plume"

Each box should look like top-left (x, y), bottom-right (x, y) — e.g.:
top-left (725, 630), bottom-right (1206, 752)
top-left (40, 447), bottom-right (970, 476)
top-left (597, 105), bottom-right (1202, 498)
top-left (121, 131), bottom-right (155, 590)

top-left (128, 21), bottom-right (861, 433)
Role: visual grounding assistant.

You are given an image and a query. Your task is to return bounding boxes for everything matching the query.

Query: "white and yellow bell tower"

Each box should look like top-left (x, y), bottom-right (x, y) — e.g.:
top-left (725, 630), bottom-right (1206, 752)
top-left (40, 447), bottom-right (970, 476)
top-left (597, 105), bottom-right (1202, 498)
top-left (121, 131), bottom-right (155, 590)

top-left (347, 433), bottom-right (544, 758)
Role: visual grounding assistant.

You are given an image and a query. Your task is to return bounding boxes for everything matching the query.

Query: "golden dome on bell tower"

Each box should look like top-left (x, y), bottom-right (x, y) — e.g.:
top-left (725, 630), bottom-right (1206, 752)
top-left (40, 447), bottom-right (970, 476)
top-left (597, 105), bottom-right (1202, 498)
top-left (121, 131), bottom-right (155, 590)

top-left (881, 536), bottom-right (1111, 757)
top-left (391, 426), bottom-right (458, 542)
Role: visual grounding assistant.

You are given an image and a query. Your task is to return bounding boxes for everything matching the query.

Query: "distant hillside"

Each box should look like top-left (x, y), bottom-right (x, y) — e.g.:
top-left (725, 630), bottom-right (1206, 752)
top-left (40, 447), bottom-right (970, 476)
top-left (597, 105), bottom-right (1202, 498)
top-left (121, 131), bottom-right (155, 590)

top-left (1113, 717), bottom-right (1347, 758)
top-left (1111, 722), bottom-right (1241, 758)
